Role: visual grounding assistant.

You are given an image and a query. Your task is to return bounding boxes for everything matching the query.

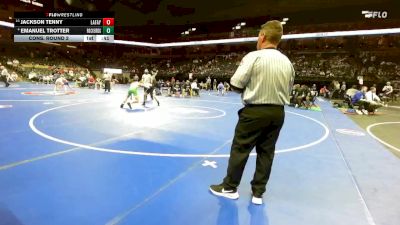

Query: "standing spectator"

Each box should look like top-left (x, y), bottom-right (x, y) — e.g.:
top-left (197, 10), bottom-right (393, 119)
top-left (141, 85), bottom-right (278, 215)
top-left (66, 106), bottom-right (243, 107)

top-left (133, 74), bottom-right (139, 82)
top-left (171, 77), bottom-right (175, 87)
top-left (206, 76), bottom-right (212, 92)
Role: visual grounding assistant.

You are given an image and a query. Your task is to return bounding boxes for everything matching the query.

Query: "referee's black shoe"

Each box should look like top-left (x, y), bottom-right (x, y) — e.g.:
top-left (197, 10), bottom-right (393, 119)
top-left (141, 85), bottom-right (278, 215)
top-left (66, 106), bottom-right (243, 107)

top-left (209, 184), bottom-right (239, 199)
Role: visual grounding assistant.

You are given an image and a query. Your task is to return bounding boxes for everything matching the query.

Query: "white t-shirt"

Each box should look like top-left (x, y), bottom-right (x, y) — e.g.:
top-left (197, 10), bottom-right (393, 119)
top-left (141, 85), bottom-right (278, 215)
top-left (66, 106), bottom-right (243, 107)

top-left (191, 82), bottom-right (198, 89)
top-left (28, 71), bottom-right (37, 79)
top-left (103, 73), bottom-right (112, 81)
top-left (365, 91), bottom-right (380, 102)
top-left (1, 69), bottom-right (9, 76)
top-left (382, 85), bottom-right (393, 94)
top-left (141, 73), bottom-right (152, 87)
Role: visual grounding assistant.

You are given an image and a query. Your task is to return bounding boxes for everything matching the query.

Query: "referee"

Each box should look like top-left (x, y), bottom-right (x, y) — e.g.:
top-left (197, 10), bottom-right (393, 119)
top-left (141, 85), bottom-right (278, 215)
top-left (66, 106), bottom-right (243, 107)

top-left (209, 20), bottom-right (295, 205)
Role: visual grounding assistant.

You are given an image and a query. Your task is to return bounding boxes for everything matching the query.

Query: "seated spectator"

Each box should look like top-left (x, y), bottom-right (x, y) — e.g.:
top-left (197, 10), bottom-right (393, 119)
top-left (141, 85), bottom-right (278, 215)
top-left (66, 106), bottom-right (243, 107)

top-left (87, 75), bottom-right (95, 89)
top-left (170, 83), bottom-right (180, 96)
top-left (295, 85), bottom-right (311, 108)
top-left (309, 87), bottom-right (318, 106)
top-left (290, 84), bottom-right (300, 106)
top-left (199, 81), bottom-right (205, 89)
top-left (78, 75), bottom-right (86, 87)
top-left (311, 84), bottom-right (317, 92)
top-left (28, 70), bottom-right (38, 81)
top-left (381, 81), bottom-right (393, 101)
top-left (319, 86), bottom-right (329, 98)
top-left (340, 81), bottom-right (347, 99)
top-left (330, 80), bottom-right (341, 99)
top-left (1, 66), bottom-right (10, 87)
top-left (191, 80), bottom-right (200, 96)
top-left (10, 71), bottom-right (18, 82)
top-left (393, 82), bottom-right (399, 101)
top-left (95, 78), bottom-right (103, 90)
top-left (181, 80), bottom-right (191, 97)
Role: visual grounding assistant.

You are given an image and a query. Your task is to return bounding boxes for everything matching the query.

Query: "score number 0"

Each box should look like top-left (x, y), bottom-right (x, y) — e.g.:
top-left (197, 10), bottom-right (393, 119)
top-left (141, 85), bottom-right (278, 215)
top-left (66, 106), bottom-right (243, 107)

top-left (102, 18), bottom-right (114, 26)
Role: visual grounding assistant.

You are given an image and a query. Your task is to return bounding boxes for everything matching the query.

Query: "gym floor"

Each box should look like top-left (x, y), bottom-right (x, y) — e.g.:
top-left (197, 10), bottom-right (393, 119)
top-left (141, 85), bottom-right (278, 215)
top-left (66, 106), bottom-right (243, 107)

top-left (0, 83), bottom-right (399, 225)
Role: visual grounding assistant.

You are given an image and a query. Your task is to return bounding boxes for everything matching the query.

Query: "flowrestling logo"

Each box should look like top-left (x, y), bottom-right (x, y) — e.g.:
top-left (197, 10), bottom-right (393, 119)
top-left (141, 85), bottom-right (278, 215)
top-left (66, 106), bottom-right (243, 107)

top-left (362, 10), bottom-right (388, 18)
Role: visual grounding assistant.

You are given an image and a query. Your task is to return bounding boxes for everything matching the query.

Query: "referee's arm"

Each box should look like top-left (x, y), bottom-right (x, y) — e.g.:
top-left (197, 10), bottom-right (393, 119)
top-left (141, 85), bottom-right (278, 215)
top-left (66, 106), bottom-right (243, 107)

top-left (230, 54), bottom-right (257, 93)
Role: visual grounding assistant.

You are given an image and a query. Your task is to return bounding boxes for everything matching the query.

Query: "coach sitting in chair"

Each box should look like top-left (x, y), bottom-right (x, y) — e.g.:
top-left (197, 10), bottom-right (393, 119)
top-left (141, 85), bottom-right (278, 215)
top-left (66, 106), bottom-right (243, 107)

top-left (363, 87), bottom-right (386, 114)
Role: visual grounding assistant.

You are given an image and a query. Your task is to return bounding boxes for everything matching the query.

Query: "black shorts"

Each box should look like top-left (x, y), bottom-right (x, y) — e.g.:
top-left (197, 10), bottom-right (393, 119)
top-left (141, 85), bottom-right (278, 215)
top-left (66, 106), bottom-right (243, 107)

top-left (145, 87), bottom-right (154, 94)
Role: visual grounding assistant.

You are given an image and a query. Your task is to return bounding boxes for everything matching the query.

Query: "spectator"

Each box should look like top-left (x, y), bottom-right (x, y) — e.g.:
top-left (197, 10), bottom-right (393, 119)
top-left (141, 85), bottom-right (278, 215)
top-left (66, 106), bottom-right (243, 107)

top-left (1, 66), bottom-right (10, 87)
top-left (381, 81), bottom-right (394, 101)
top-left (191, 79), bottom-right (200, 96)
top-left (319, 85), bottom-right (330, 98)
top-left (363, 86), bottom-right (386, 114)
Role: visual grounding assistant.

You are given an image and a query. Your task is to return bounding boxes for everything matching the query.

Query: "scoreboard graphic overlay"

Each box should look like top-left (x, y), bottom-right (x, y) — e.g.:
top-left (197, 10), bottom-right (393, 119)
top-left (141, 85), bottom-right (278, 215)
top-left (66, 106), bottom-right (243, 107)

top-left (14, 12), bottom-right (114, 43)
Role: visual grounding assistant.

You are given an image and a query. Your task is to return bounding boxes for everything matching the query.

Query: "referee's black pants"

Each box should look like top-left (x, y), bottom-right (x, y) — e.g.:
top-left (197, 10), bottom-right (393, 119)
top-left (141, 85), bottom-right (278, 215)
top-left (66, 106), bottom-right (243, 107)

top-left (143, 87), bottom-right (159, 105)
top-left (222, 104), bottom-right (285, 196)
top-left (104, 80), bottom-right (111, 92)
